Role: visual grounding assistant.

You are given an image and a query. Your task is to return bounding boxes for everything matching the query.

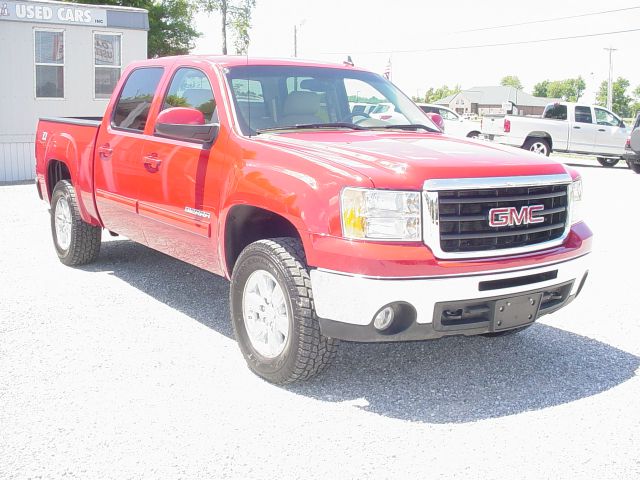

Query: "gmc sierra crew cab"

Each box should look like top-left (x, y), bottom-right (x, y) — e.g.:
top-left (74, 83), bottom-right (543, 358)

top-left (35, 56), bottom-right (592, 384)
top-left (482, 102), bottom-right (629, 166)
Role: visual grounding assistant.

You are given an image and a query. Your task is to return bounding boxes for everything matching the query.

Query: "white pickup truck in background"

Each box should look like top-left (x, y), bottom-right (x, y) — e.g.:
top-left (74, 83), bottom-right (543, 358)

top-left (482, 102), bottom-right (630, 167)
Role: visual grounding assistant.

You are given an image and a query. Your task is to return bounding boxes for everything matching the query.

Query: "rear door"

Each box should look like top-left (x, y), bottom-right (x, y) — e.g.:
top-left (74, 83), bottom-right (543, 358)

top-left (568, 106), bottom-right (597, 153)
top-left (137, 66), bottom-right (225, 274)
top-left (594, 107), bottom-right (628, 155)
top-left (94, 67), bottom-right (165, 242)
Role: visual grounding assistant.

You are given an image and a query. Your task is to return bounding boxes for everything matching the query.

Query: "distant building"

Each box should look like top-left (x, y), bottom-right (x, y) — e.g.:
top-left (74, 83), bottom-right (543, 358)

top-left (435, 86), bottom-right (559, 117)
top-left (0, 0), bottom-right (148, 182)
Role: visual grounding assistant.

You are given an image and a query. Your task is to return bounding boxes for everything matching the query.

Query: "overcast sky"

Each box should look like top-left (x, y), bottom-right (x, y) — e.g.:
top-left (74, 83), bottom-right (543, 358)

top-left (193, 0), bottom-right (640, 103)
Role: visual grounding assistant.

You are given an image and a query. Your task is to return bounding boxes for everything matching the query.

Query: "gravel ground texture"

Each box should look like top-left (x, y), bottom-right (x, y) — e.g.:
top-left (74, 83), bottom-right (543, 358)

top-left (1, 157), bottom-right (639, 480)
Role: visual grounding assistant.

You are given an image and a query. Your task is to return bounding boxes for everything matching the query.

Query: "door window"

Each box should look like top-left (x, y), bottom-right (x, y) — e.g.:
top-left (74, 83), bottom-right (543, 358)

top-left (574, 106), bottom-right (593, 124)
top-left (595, 108), bottom-right (621, 127)
top-left (112, 67), bottom-right (164, 131)
top-left (543, 104), bottom-right (567, 120)
top-left (438, 108), bottom-right (458, 121)
top-left (162, 68), bottom-right (218, 123)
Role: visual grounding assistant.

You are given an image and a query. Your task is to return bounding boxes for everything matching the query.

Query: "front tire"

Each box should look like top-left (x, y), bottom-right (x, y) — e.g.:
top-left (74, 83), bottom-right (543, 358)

top-left (50, 180), bottom-right (101, 266)
top-left (523, 138), bottom-right (551, 156)
top-left (230, 238), bottom-right (338, 384)
top-left (597, 157), bottom-right (620, 167)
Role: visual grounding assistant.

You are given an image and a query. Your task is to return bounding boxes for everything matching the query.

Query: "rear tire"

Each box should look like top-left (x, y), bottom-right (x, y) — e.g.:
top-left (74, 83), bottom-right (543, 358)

top-left (628, 161), bottom-right (640, 174)
top-left (50, 180), bottom-right (101, 266)
top-left (597, 157), bottom-right (619, 167)
top-left (230, 237), bottom-right (338, 384)
top-left (467, 131), bottom-right (480, 139)
top-left (523, 138), bottom-right (551, 156)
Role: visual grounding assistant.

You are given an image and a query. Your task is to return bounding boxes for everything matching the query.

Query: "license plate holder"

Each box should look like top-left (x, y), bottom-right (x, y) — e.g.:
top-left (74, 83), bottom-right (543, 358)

top-left (493, 293), bottom-right (542, 331)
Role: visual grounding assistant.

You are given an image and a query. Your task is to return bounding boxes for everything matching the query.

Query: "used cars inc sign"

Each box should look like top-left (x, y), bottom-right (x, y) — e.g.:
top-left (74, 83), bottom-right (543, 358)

top-left (0, 1), bottom-right (107, 25)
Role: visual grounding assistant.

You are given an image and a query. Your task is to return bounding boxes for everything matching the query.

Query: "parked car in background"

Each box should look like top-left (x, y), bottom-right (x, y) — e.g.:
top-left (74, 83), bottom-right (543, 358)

top-left (349, 102), bottom-right (378, 116)
top-left (482, 102), bottom-right (629, 166)
top-left (369, 102), bottom-right (408, 123)
top-left (623, 113), bottom-right (640, 173)
top-left (417, 103), bottom-right (481, 138)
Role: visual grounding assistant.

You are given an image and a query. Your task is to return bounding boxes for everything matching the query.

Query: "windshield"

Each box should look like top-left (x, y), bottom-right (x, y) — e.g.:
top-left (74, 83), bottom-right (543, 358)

top-left (225, 65), bottom-right (436, 135)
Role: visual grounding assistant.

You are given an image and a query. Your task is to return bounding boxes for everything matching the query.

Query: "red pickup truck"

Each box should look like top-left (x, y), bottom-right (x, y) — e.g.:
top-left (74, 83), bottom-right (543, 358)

top-left (35, 56), bottom-right (592, 384)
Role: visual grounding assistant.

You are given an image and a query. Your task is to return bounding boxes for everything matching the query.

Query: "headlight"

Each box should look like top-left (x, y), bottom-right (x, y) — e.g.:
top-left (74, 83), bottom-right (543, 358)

top-left (569, 178), bottom-right (583, 225)
top-left (341, 188), bottom-right (421, 241)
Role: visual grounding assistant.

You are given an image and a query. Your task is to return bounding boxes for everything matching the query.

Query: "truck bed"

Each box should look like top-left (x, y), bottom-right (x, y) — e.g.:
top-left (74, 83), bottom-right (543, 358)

top-left (35, 116), bottom-right (103, 225)
top-left (39, 116), bottom-right (103, 127)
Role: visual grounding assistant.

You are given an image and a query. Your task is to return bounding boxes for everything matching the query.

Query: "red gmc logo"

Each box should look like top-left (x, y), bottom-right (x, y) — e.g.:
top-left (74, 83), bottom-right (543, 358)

top-left (488, 205), bottom-right (545, 227)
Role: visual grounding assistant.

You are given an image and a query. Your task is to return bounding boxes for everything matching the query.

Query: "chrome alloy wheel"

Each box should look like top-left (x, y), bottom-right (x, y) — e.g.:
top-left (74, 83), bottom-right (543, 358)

top-left (54, 196), bottom-right (72, 251)
top-left (242, 269), bottom-right (290, 358)
top-left (529, 141), bottom-right (548, 155)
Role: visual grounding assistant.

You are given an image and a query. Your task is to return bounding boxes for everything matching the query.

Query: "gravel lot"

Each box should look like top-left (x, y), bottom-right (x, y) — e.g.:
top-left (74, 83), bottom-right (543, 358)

top-left (1, 159), bottom-right (639, 479)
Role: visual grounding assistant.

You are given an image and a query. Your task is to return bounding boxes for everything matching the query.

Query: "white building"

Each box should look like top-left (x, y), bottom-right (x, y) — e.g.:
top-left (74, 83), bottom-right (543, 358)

top-left (0, 0), bottom-right (148, 182)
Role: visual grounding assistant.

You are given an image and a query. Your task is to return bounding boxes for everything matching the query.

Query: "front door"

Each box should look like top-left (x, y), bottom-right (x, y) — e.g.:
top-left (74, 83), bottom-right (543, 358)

top-left (136, 67), bottom-right (224, 274)
top-left (594, 107), bottom-right (628, 156)
top-left (93, 67), bottom-right (165, 244)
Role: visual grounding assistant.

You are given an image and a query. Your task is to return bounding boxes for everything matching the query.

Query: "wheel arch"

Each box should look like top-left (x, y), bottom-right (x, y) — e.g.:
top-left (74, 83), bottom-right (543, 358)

top-left (46, 159), bottom-right (72, 201)
top-left (524, 132), bottom-right (553, 151)
top-left (222, 204), bottom-right (307, 278)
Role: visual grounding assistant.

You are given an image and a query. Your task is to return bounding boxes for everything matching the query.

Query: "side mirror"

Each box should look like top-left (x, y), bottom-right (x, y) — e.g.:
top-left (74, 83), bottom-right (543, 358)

top-left (155, 107), bottom-right (219, 144)
top-left (426, 112), bottom-right (445, 132)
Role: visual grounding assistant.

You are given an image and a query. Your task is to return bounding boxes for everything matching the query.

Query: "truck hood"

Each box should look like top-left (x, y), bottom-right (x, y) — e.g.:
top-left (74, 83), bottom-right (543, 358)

top-left (255, 131), bottom-right (568, 189)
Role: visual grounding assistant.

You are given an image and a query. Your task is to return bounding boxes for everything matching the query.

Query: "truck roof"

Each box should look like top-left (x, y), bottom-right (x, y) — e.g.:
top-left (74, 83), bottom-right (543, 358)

top-left (127, 55), bottom-right (366, 71)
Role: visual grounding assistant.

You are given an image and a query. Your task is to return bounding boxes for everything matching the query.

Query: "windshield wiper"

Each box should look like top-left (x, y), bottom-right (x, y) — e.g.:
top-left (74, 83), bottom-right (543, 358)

top-left (256, 123), bottom-right (368, 134)
top-left (368, 124), bottom-right (440, 133)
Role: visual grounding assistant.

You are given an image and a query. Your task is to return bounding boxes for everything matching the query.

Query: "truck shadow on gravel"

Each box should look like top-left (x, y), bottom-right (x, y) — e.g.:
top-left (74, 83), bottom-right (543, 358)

top-left (86, 239), bottom-right (639, 424)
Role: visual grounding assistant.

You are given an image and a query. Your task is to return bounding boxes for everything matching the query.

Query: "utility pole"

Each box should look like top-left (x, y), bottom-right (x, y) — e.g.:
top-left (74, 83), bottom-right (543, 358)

top-left (293, 20), bottom-right (306, 58)
top-left (293, 25), bottom-right (297, 57)
top-left (604, 47), bottom-right (617, 111)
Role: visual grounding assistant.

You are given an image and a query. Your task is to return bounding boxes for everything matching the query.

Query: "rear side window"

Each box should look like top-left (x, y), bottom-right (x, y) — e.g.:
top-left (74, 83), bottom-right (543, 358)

top-left (420, 106), bottom-right (438, 114)
top-left (162, 68), bottom-right (218, 123)
top-left (112, 67), bottom-right (164, 131)
top-left (574, 106), bottom-right (593, 124)
top-left (543, 104), bottom-right (567, 120)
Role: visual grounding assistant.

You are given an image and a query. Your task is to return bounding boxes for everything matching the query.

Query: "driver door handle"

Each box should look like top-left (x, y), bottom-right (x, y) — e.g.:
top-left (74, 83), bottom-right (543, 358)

top-left (143, 153), bottom-right (162, 172)
top-left (598, 128), bottom-right (606, 132)
top-left (97, 144), bottom-right (113, 158)
top-left (573, 126), bottom-right (581, 129)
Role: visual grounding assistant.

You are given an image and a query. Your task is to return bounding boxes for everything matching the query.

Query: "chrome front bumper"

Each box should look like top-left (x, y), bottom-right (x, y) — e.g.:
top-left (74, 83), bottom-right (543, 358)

top-left (310, 254), bottom-right (589, 341)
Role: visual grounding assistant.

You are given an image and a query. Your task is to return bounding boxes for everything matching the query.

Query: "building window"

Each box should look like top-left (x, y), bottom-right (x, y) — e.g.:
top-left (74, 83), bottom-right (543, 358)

top-left (35, 30), bottom-right (64, 98)
top-left (94, 33), bottom-right (122, 99)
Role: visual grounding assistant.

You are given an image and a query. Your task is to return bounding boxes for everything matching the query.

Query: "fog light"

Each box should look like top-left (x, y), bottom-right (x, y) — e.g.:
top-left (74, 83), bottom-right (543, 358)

top-left (373, 306), bottom-right (395, 330)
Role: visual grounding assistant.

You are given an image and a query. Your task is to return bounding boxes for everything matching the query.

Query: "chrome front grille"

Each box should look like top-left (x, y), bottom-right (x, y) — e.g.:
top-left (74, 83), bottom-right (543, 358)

top-left (423, 174), bottom-right (573, 259)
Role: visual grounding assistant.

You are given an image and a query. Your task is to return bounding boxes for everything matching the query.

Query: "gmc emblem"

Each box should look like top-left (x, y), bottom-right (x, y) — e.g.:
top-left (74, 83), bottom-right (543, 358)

top-left (488, 205), bottom-right (545, 227)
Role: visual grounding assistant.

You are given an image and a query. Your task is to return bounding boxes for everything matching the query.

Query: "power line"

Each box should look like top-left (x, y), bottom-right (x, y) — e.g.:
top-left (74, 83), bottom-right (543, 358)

top-left (455, 6), bottom-right (640, 33)
top-left (322, 28), bottom-right (640, 55)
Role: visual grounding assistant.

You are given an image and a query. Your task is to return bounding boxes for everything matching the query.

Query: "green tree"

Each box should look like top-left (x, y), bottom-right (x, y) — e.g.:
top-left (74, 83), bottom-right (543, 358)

top-left (532, 80), bottom-right (549, 97)
top-left (546, 77), bottom-right (586, 102)
top-left (631, 85), bottom-right (640, 117)
top-left (69, 0), bottom-right (199, 58)
top-left (421, 84), bottom-right (461, 103)
top-left (199, 0), bottom-right (257, 55)
top-left (500, 75), bottom-right (523, 90)
top-left (229, 0), bottom-right (256, 54)
top-left (596, 77), bottom-right (632, 117)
